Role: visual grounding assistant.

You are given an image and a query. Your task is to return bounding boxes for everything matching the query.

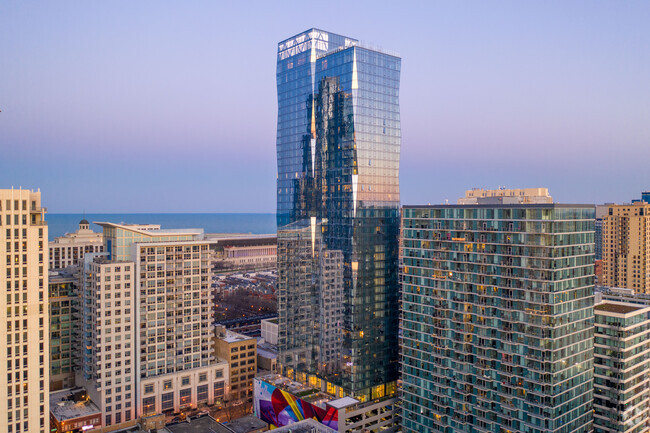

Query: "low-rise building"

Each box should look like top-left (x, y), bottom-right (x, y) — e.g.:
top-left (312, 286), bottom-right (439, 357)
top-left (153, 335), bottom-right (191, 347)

top-left (256, 342), bottom-right (277, 374)
top-left (263, 419), bottom-right (336, 433)
top-left (50, 388), bottom-right (102, 433)
top-left (214, 327), bottom-right (257, 402)
top-left (224, 415), bottom-right (268, 433)
top-left (49, 219), bottom-right (103, 269)
top-left (254, 374), bottom-right (398, 433)
top-left (207, 234), bottom-right (277, 272)
top-left (260, 319), bottom-right (278, 346)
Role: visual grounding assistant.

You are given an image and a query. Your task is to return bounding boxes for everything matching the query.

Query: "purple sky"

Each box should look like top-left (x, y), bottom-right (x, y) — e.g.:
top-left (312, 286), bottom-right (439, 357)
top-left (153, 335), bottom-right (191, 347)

top-left (1, 1), bottom-right (649, 212)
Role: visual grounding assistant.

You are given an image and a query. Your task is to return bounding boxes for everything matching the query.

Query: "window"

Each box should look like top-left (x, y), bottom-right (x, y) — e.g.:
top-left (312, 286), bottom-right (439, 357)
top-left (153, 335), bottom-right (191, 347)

top-left (179, 388), bottom-right (192, 405)
top-left (142, 396), bottom-right (155, 415)
top-left (214, 381), bottom-right (225, 398)
top-left (161, 392), bottom-right (174, 411)
top-left (197, 385), bottom-right (208, 402)
top-left (144, 384), bottom-right (154, 394)
top-left (181, 376), bottom-right (190, 386)
top-left (199, 373), bottom-right (207, 382)
top-left (163, 380), bottom-right (172, 390)
top-left (215, 370), bottom-right (223, 379)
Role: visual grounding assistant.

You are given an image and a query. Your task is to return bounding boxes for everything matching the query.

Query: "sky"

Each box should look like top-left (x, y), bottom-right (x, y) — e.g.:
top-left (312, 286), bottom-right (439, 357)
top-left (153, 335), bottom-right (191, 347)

top-left (1, 1), bottom-right (649, 212)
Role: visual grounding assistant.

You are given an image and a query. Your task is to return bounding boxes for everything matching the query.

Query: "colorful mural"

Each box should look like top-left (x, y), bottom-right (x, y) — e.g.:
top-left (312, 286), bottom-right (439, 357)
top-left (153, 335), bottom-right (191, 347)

top-left (254, 379), bottom-right (338, 430)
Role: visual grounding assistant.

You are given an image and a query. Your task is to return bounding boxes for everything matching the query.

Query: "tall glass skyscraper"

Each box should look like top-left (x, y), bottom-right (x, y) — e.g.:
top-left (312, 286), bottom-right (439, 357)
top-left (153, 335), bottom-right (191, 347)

top-left (275, 29), bottom-right (401, 401)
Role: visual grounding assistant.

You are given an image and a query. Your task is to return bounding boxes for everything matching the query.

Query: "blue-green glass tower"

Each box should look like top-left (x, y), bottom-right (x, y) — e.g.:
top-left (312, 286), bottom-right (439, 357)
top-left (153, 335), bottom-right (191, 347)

top-left (276, 29), bottom-right (401, 401)
top-left (400, 204), bottom-right (595, 433)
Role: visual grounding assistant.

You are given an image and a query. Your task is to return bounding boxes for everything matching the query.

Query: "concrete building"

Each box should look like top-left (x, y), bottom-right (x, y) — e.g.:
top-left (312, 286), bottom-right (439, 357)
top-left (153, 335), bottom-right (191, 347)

top-left (260, 318), bottom-right (278, 346)
top-left (223, 415), bottom-right (268, 433)
top-left (595, 205), bottom-right (610, 261)
top-left (602, 202), bottom-right (650, 292)
top-left (400, 197), bottom-right (595, 433)
top-left (49, 219), bottom-right (103, 269)
top-left (133, 239), bottom-right (227, 416)
top-left (594, 301), bottom-right (650, 433)
top-left (206, 234), bottom-right (276, 272)
top-left (221, 244), bottom-right (276, 270)
top-left (457, 187), bottom-right (553, 204)
top-left (77, 254), bottom-right (137, 431)
top-left (50, 388), bottom-right (102, 433)
top-left (262, 419), bottom-right (336, 433)
top-left (214, 326), bottom-right (257, 402)
top-left (76, 223), bottom-right (229, 431)
top-left (0, 188), bottom-right (50, 433)
top-left (49, 268), bottom-right (79, 391)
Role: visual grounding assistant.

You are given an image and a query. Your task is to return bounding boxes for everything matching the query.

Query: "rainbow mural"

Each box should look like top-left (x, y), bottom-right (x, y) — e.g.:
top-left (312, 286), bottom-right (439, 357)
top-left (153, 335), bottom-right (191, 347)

top-left (254, 379), bottom-right (338, 430)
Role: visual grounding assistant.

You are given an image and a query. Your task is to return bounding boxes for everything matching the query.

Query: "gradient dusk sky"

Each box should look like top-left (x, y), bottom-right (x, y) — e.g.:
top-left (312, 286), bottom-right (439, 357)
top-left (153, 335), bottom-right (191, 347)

top-left (1, 1), bottom-right (649, 212)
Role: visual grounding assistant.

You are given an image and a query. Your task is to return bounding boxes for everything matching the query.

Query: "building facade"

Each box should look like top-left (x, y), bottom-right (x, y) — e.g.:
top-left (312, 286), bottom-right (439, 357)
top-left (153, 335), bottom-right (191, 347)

top-left (77, 254), bottom-right (137, 431)
top-left (276, 28), bottom-right (401, 403)
top-left (49, 219), bottom-right (103, 270)
top-left (76, 223), bottom-right (228, 431)
top-left (134, 240), bottom-right (226, 416)
top-left (457, 187), bottom-right (553, 205)
top-left (602, 203), bottom-right (650, 292)
top-left (214, 326), bottom-right (256, 403)
top-left (0, 188), bottom-right (50, 433)
top-left (593, 301), bottom-right (650, 433)
top-left (49, 269), bottom-right (79, 391)
top-left (400, 202), bottom-right (595, 433)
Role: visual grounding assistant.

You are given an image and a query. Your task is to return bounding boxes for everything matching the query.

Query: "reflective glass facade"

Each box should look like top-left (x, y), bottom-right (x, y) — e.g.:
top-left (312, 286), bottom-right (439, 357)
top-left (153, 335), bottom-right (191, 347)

top-left (276, 29), bottom-right (401, 400)
top-left (400, 205), bottom-right (595, 433)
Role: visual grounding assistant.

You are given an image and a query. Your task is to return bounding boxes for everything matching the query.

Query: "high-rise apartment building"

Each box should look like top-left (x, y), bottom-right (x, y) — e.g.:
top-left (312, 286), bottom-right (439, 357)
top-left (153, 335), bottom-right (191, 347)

top-left (275, 29), bottom-right (401, 403)
top-left (49, 268), bottom-right (79, 391)
top-left (400, 198), bottom-right (595, 433)
top-left (77, 254), bottom-right (136, 430)
top-left (76, 223), bottom-right (227, 430)
top-left (602, 203), bottom-right (650, 292)
top-left (0, 188), bottom-right (49, 433)
top-left (593, 301), bottom-right (650, 433)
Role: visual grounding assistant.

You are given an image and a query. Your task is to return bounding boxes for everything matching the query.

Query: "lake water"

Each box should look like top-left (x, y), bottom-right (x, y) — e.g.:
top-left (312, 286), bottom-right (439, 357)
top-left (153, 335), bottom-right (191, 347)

top-left (47, 213), bottom-right (276, 240)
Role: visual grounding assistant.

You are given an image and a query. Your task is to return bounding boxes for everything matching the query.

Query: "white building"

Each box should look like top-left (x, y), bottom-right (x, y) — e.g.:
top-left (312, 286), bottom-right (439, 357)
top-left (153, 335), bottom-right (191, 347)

top-left (0, 188), bottom-right (50, 433)
top-left (49, 219), bottom-right (103, 269)
top-left (77, 254), bottom-right (137, 431)
top-left (76, 223), bottom-right (230, 430)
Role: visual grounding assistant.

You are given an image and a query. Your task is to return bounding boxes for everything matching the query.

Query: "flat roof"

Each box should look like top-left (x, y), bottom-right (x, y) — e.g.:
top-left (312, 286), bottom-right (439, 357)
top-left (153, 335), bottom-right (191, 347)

top-left (328, 396), bottom-right (360, 409)
top-left (218, 329), bottom-right (256, 343)
top-left (50, 388), bottom-right (101, 421)
top-left (595, 302), bottom-right (647, 315)
top-left (223, 415), bottom-right (268, 433)
top-left (166, 416), bottom-right (232, 433)
top-left (404, 204), bottom-right (595, 209)
top-left (268, 419), bottom-right (337, 433)
top-left (95, 222), bottom-right (202, 236)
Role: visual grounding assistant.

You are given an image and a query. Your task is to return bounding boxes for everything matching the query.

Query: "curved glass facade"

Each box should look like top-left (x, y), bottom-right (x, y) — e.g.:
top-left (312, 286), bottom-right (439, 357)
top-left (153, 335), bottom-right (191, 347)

top-left (276, 29), bottom-right (401, 400)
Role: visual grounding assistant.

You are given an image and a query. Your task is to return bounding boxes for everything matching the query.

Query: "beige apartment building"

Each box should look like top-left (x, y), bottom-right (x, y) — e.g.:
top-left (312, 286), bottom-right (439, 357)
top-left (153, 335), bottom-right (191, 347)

top-left (458, 187), bottom-right (553, 204)
top-left (0, 188), bottom-right (50, 433)
top-left (602, 202), bottom-right (650, 292)
top-left (49, 219), bottom-right (103, 269)
top-left (77, 255), bottom-right (137, 432)
top-left (214, 326), bottom-right (257, 402)
top-left (74, 223), bottom-right (228, 431)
